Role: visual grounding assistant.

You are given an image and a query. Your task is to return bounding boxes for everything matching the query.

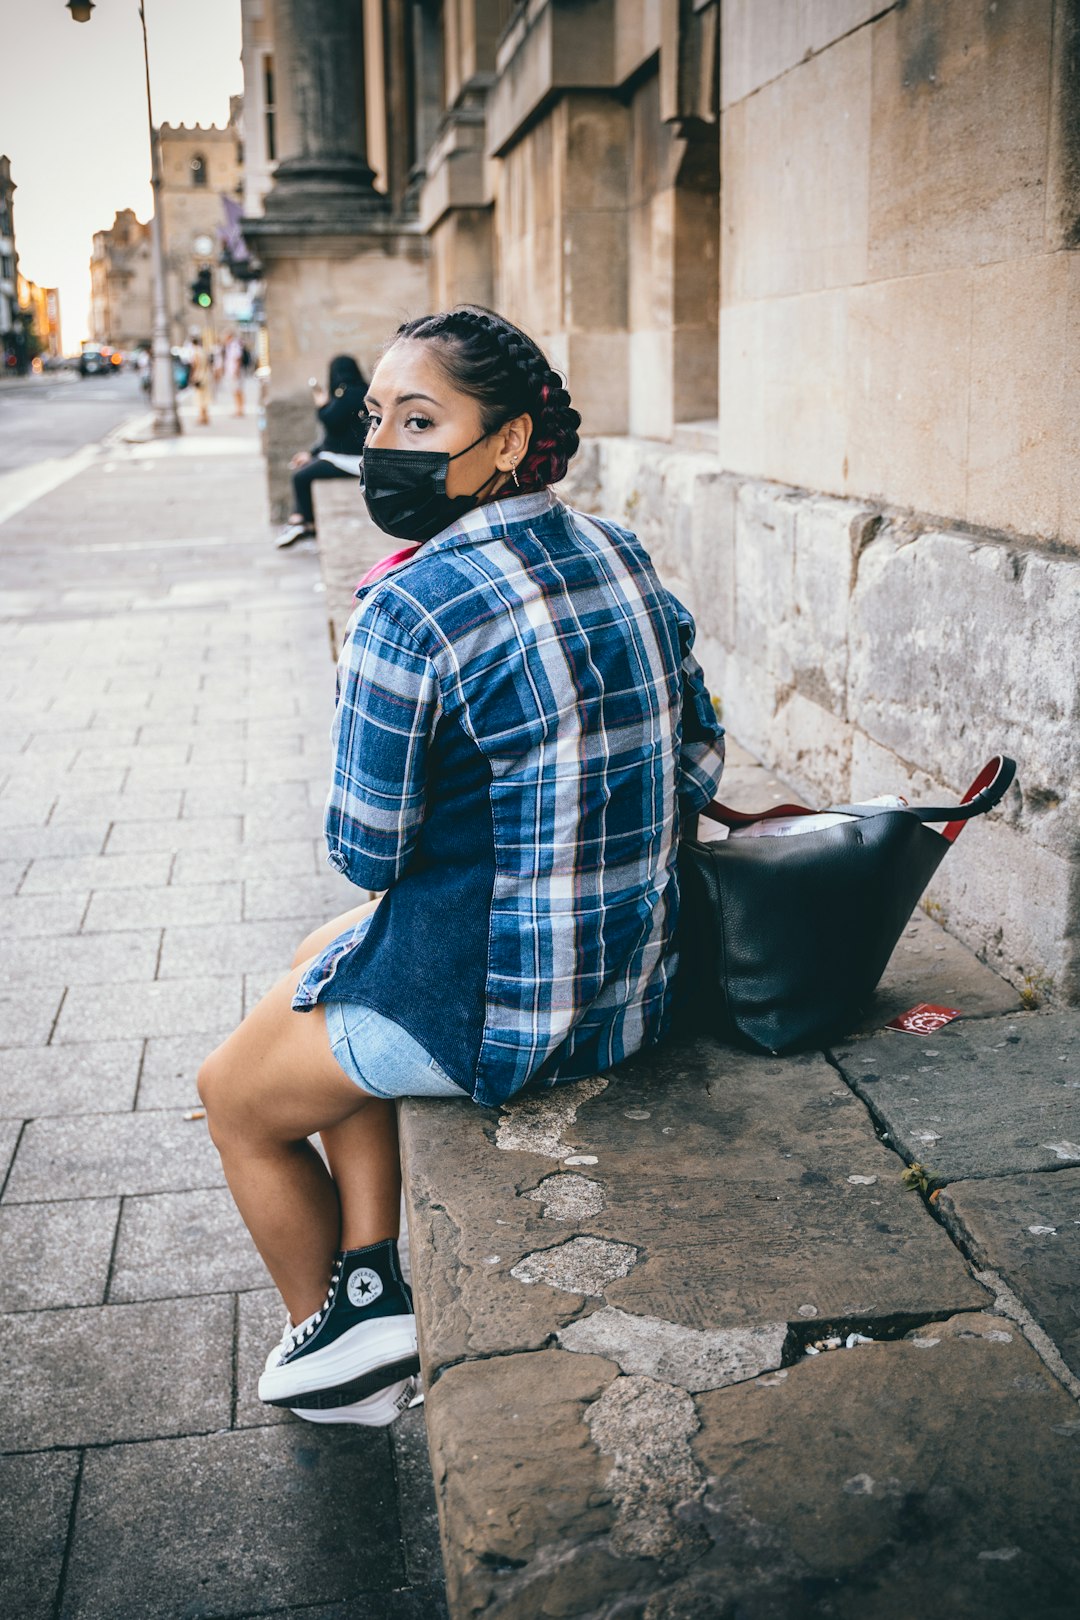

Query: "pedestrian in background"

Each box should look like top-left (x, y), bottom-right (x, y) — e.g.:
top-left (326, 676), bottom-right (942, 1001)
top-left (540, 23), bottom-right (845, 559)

top-left (276, 354), bottom-right (369, 548)
top-left (189, 336), bottom-right (211, 426)
top-left (224, 331), bottom-right (247, 418)
top-left (199, 305), bottom-right (725, 1427)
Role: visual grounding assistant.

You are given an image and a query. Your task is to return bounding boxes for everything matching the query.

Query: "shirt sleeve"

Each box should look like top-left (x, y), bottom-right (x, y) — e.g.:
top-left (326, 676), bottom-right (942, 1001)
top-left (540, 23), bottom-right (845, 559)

top-left (323, 593), bottom-right (442, 892)
top-left (672, 596), bottom-right (726, 814)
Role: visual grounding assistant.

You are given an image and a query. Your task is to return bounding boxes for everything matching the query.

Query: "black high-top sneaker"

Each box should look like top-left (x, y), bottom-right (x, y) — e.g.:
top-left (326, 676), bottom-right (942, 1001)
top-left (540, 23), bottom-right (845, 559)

top-left (258, 1238), bottom-right (418, 1408)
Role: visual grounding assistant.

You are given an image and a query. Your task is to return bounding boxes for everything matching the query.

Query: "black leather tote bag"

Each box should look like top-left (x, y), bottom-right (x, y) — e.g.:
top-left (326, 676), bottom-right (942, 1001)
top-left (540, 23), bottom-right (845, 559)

top-left (674, 755), bottom-right (1016, 1055)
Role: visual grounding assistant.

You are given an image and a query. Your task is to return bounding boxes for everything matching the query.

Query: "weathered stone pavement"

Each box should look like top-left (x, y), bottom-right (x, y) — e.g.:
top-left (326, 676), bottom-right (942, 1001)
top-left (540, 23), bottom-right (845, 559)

top-left (400, 744), bottom-right (1080, 1619)
top-left (0, 403), bottom-right (446, 1619)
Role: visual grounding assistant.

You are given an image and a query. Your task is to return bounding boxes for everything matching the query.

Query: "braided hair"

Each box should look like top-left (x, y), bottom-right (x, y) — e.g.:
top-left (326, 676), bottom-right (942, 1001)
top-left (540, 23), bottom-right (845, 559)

top-left (392, 306), bottom-right (581, 492)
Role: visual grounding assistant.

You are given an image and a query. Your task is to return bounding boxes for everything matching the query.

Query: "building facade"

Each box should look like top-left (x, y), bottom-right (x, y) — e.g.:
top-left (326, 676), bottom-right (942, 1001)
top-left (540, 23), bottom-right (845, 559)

top-left (17, 275), bottom-right (62, 360)
top-left (90, 209), bottom-right (153, 350)
top-left (158, 113), bottom-right (247, 342)
top-left (241, 0), bottom-right (1080, 1006)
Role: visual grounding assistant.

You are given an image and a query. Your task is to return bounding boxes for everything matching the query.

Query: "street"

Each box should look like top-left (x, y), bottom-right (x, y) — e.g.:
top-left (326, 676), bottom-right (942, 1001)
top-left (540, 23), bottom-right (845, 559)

top-left (0, 371), bottom-right (145, 476)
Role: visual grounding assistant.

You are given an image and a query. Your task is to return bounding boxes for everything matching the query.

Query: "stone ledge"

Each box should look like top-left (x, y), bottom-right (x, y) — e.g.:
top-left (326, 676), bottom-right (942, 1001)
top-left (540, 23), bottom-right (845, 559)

top-left (397, 928), bottom-right (1052, 1617)
top-left (313, 478), bottom-right (387, 652)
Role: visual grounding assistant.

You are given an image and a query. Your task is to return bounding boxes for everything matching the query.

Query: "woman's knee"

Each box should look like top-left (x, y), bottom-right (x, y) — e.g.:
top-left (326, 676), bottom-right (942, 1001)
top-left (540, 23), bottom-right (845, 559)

top-left (196, 1044), bottom-right (232, 1133)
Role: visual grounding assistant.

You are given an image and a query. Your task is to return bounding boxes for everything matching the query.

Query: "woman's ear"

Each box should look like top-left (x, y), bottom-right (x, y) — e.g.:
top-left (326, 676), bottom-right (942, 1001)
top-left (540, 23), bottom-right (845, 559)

top-left (496, 413), bottom-right (533, 470)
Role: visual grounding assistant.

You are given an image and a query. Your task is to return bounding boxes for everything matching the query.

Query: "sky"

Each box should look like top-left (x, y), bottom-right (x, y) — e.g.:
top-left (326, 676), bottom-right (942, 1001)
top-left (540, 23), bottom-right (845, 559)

top-left (1, 0), bottom-right (243, 347)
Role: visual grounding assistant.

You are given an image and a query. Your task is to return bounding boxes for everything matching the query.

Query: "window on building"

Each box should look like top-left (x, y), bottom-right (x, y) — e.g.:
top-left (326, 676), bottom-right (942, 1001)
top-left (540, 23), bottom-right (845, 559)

top-left (264, 57), bottom-right (277, 162)
top-left (190, 153), bottom-right (207, 186)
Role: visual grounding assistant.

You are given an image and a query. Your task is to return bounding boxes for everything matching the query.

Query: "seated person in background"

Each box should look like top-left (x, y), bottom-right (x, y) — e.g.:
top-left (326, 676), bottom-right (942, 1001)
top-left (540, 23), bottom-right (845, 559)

top-left (276, 354), bottom-right (370, 548)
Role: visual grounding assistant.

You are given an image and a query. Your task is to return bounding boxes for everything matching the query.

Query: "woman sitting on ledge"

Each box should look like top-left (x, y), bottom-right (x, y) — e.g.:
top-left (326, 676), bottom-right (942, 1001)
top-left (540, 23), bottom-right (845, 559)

top-left (198, 305), bottom-right (726, 1428)
top-left (275, 353), bottom-right (369, 548)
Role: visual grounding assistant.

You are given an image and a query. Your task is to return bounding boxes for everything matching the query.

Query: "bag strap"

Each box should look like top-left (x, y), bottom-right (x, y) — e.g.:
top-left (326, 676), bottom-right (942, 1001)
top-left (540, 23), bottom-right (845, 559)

top-left (701, 756), bottom-right (1016, 846)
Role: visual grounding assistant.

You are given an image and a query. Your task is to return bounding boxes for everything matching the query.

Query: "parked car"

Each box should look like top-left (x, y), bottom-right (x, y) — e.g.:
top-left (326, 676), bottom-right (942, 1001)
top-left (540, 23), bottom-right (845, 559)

top-left (79, 345), bottom-right (112, 377)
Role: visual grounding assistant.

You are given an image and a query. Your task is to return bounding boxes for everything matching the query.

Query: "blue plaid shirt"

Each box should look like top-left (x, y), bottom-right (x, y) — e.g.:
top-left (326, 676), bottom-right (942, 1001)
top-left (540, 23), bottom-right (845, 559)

top-left (293, 487), bottom-right (725, 1106)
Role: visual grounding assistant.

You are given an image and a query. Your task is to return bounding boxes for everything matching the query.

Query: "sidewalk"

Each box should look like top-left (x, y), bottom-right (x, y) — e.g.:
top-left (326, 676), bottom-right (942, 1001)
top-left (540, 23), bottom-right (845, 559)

top-left (0, 399), bottom-right (447, 1619)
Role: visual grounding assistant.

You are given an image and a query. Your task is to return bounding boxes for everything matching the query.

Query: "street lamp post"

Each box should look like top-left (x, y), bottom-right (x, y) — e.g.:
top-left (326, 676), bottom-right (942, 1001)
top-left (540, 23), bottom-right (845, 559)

top-left (67, 0), bottom-right (180, 436)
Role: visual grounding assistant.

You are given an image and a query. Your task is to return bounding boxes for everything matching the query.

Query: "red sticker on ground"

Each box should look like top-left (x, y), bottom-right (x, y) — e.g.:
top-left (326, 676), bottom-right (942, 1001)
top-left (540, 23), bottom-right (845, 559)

top-left (886, 1003), bottom-right (962, 1035)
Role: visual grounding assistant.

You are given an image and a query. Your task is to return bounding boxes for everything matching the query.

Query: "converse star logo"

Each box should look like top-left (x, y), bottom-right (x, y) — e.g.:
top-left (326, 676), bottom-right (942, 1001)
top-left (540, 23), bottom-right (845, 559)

top-left (346, 1266), bottom-right (383, 1308)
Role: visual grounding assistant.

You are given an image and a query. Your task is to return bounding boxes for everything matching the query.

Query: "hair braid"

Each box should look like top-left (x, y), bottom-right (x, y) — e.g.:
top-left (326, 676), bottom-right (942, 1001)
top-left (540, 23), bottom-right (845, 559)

top-left (392, 305), bottom-right (581, 492)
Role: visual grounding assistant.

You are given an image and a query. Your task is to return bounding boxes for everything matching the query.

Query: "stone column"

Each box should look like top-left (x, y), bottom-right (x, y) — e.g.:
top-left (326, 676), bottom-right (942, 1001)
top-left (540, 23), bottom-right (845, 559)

top-left (243, 0), bottom-right (431, 521)
top-left (263, 0), bottom-right (382, 219)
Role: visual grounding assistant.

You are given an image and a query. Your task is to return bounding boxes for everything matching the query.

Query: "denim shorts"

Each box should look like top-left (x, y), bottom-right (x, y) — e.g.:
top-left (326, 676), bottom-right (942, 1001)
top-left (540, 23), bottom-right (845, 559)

top-left (324, 1001), bottom-right (466, 1100)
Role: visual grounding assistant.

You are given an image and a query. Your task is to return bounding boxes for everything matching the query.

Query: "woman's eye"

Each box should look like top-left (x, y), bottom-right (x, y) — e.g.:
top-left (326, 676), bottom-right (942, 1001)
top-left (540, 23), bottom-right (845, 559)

top-left (406, 414), bottom-right (434, 431)
top-left (360, 412), bottom-right (379, 431)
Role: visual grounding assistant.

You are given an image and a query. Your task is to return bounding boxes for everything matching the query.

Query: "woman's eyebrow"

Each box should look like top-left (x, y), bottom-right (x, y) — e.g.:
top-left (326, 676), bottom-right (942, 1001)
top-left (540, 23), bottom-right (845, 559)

top-left (364, 392), bottom-right (443, 408)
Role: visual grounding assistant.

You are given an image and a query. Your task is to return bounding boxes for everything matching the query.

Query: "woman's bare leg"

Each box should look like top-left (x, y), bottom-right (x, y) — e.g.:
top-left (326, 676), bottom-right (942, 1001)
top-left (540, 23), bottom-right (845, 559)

top-left (320, 1106), bottom-right (402, 1249)
top-left (198, 957), bottom-right (396, 1325)
top-left (198, 895), bottom-right (394, 1319)
top-left (279, 897), bottom-right (403, 1251)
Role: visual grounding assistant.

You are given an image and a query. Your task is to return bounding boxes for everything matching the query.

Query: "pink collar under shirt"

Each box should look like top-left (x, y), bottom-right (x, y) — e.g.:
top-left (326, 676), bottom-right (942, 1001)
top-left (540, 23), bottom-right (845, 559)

top-left (355, 544), bottom-right (420, 592)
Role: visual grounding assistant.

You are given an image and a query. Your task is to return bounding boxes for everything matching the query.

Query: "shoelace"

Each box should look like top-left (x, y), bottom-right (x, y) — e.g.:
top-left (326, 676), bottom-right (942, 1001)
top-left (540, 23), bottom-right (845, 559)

top-left (280, 1257), bottom-right (343, 1360)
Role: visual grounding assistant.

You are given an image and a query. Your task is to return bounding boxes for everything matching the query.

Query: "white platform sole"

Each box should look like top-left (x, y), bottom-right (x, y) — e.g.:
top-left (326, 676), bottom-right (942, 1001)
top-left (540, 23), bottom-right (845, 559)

top-left (258, 1314), bottom-right (419, 1407)
top-left (290, 1376), bottom-right (418, 1428)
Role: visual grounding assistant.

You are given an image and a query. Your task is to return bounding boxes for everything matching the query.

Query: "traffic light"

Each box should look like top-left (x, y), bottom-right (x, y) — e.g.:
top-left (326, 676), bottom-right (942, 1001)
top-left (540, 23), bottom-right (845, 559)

top-left (190, 267), bottom-right (213, 309)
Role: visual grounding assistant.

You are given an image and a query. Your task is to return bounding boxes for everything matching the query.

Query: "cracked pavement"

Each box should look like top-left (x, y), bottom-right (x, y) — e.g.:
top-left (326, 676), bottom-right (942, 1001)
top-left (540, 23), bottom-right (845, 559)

top-left (400, 782), bottom-right (1080, 1619)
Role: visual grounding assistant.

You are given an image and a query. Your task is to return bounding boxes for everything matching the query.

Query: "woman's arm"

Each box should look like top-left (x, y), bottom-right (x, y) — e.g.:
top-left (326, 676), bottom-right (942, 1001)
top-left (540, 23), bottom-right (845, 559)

top-left (673, 599), bottom-right (726, 815)
top-left (323, 596), bottom-right (443, 892)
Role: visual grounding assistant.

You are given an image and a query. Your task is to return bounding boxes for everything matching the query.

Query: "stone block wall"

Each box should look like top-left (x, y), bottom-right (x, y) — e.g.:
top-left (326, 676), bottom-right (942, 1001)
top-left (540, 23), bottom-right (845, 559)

top-left (719, 0), bottom-right (1080, 551)
top-left (562, 438), bottom-right (1080, 1004)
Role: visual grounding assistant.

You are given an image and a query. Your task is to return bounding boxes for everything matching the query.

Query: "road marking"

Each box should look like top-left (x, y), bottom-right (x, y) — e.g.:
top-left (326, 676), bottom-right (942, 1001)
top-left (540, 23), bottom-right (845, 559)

top-left (0, 443), bottom-right (101, 528)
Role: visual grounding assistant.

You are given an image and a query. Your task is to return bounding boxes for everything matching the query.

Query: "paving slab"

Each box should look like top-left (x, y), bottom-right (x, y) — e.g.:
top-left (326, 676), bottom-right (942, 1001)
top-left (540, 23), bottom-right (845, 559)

top-left (235, 1287), bottom-right (290, 1428)
top-left (426, 1315), bottom-right (1080, 1620)
top-left (137, 1031), bottom-right (228, 1109)
top-left (0, 1452), bottom-right (81, 1620)
top-left (0, 986), bottom-right (65, 1046)
top-left (61, 1424), bottom-right (403, 1620)
top-left (172, 839), bottom-right (318, 885)
top-left (0, 821), bottom-right (109, 859)
top-left (24, 727), bottom-right (138, 754)
top-left (937, 1168), bottom-right (1080, 1379)
top-left (243, 871), bottom-right (364, 922)
top-left (400, 1039), bottom-right (988, 1380)
top-left (158, 918), bottom-right (304, 980)
top-left (104, 814), bottom-right (241, 854)
top-left (0, 1040), bottom-right (142, 1118)
top-left (0, 857), bottom-right (29, 895)
top-left (0, 1294), bottom-right (232, 1449)
top-left (53, 973), bottom-right (242, 1043)
top-left (0, 929), bottom-right (160, 988)
top-left (0, 1197), bottom-right (119, 1310)
top-left (126, 761), bottom-right (245, 796)
top-left (20, 851), bottom-right (172, 894)
top-left (241, 808), bottom-right (325, 844)
top-left (82, 881), bottom-right (243, 930)
top-left (687, 1313), bottom-right (1080, 1620)
top-left (0, 891), bottom-right (90, 936)
top-left (181, 779), bottom-right (313, 819)
top-left (109, 1187), bottom-right (270, 1301)
top-left (832, 1008), bottom-right (1080, 1186)
top-left (391, 1404), bottom-right (454, 1591)
top-left (0, 1117), bottom-right (23, 1185)
top-left (3, 1110), bottom-right (225, 1202)
top-left (49, 788), bottom-right (182, 823)
top-left (237, 1591), bottom-right (450, 1620)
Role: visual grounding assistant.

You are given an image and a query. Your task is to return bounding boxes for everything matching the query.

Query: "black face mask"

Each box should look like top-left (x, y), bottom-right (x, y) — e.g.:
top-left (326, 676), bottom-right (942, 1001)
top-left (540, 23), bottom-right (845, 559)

top-left (360, 431), bottom-right (503, 543)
